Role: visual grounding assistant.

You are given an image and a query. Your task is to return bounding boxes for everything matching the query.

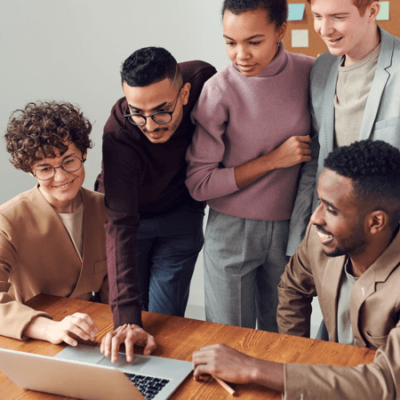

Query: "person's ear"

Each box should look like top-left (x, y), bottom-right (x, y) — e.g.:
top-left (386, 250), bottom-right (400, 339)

top-left (367, 210), bottom-right (387, 235)
top-left (277, 23), bottom-right (287, 42)
top-left (367, 1), bottom-right (380, 22)
top-left (180, 82), bottom-right (191, 106)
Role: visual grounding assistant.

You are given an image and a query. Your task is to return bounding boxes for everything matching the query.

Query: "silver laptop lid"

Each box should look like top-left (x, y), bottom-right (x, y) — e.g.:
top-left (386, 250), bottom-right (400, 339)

top-left (0, 346), bottom-right (192, 400)
top-left (0, 348), bottom-right (141, 400)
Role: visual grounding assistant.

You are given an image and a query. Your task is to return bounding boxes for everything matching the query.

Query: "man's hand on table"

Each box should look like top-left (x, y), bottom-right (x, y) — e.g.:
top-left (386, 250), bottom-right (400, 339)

top-left (192, 343), bottom-right (284, 392)
top-left (100, 324), bottom-right (157, 363)
top-left (24, 313), bottom-right (98, 346)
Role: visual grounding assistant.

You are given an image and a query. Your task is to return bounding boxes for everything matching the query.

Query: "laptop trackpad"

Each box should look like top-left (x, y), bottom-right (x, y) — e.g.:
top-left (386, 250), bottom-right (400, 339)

top-left (98, 355), bottom-right (151, 371)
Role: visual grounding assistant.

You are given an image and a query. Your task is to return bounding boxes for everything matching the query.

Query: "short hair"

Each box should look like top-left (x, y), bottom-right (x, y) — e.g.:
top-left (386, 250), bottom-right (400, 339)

top-left (222, 0), bottom-right (288, 28)
top-left (306, 0), bottom-right (379, 16)
top-left (5, 101), bottom-right (92, 173)
top-left (324, 140), bottom-right (400, 230)
top-left (120, 47), bottom-right (182, 88)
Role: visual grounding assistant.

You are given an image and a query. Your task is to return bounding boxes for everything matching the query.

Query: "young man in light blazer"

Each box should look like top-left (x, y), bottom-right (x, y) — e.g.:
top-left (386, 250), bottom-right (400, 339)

top-left (193, 140), bottom-right (400, 400)
top-left (287, 0), bottom-right (400, 254)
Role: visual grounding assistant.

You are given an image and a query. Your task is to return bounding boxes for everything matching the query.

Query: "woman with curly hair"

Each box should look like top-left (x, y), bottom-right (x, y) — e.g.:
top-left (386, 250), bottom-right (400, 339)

top-left (0, 101), bottom-right (109, 345)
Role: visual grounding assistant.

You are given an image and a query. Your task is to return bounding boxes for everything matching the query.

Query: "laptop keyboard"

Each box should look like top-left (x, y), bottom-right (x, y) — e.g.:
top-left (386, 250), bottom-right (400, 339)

top-left (125, 372), bottom-right (170, 400)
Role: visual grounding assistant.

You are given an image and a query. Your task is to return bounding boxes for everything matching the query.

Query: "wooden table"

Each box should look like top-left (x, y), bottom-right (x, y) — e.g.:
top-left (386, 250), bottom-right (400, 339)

top-left (0, 295), bottom-right (376, 399)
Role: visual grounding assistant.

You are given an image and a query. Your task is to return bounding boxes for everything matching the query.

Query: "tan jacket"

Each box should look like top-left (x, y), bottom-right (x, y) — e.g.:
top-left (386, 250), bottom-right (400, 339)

top-left (278, 224), bottom-right (400, 400)
top-left (0, 186), bottom-right (108, 340)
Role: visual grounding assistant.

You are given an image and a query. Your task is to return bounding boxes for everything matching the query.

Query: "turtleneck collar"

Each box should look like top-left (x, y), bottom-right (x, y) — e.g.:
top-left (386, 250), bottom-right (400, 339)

top-left (232, 41), bottom-right (289, 78)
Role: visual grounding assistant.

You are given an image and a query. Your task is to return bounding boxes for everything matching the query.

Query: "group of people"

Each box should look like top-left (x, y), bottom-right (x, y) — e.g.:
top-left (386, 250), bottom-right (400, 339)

top-left (1, 0), bottom-right (400, 398)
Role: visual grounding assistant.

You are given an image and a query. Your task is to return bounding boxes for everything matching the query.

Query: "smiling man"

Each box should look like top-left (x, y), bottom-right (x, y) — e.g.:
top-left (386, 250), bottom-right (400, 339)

top-left (287, 0), bottom-right (400, 254)
top-left (193, 140), bottom-right (400, 400)
top-left (95, 47), bottom-right (216, 361)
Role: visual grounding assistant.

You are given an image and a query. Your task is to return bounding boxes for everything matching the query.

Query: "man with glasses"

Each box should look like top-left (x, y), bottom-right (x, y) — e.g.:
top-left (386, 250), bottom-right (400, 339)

top-left (96, 47), bottom-right (215, 362)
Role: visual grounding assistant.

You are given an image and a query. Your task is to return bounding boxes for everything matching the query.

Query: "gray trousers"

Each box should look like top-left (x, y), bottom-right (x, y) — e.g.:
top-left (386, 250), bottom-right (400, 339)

top-left (204, 209), bottom-right (289, 332)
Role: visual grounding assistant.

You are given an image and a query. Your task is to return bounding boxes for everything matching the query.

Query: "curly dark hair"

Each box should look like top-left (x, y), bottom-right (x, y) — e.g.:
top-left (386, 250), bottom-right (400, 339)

top-left (222, 0), bottom-right (288, 28)
top-left (5, 101), bottom-right (93, 172)
top-left (324, 139), bottom-right (400, 230)
top-left (121, 47), bottom-right (182, 88)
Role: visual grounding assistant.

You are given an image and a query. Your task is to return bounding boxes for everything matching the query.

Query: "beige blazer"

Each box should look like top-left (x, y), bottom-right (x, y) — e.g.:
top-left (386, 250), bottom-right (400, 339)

top-left (0, 186), bottom-right (108, 340)
top-left (278, 224), bottom-right (400, 400)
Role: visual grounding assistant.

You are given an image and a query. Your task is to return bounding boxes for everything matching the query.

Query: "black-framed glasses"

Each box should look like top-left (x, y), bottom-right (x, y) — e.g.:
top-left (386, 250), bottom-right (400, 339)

top-left (123, 87), bottom-right (182, 127)
top-left (32, 156), bottom-right (86, 181)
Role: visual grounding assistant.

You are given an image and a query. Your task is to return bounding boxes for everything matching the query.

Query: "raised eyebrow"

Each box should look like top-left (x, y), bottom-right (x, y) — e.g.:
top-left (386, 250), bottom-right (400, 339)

top-left (321, 199), bottom-right (339, 211)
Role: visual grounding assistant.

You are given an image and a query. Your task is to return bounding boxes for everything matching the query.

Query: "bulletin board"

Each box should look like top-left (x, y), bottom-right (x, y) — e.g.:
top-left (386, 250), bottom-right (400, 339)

top-left (282, 0), bottom-right (400, 57)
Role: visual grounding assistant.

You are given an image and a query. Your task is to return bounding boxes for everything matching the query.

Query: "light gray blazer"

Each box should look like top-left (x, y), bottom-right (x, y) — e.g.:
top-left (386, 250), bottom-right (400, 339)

top-left (287, 27), bottom-right (400, 256)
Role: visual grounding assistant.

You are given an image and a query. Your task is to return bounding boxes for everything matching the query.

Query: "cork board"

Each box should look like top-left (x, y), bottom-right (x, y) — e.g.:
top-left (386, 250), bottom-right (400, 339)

top-left (282, 1), bottom-right (400, 57)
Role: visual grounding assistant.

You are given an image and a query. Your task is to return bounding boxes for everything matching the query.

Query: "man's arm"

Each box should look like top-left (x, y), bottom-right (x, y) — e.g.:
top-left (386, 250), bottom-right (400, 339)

top-left (192, 344), bottom-right (284, 392)
top-left (101, 132), bottom-right (156, 361)
top-left (193, 326), bottom-right (400, 400)
top-left (283, 323), bottom-right (400, 400)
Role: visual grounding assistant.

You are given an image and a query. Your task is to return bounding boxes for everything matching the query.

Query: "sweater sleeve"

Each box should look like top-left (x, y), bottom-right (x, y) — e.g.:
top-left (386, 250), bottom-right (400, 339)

top-left (185, 83), bottom-right (239, 202)
top-left (102, 132), bottom-right (142, 328)
top-left (0, 215), bottom-right (50, 340)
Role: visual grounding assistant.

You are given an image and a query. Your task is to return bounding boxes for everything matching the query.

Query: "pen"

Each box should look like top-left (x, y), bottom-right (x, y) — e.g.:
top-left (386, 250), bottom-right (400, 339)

top-left (213, 376), bottom-right (236, 396)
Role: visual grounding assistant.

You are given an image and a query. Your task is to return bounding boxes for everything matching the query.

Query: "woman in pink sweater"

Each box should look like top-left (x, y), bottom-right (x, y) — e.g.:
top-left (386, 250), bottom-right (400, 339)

top-left (186, 0), bottom-right (315, 332)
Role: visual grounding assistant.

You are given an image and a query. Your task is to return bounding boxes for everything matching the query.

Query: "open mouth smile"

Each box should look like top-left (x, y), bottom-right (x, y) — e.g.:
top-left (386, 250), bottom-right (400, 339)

top-left (52, 181), bottom-right (74, 190)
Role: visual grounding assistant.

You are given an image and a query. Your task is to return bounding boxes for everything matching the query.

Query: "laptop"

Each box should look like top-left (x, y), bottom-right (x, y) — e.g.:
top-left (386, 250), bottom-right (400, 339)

top-left (0, 345), bottom-right (192, 400)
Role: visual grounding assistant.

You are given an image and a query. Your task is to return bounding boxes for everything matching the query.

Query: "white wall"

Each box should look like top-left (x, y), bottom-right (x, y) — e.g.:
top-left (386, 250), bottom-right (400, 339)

top-left (0, 0), bottom-right (229, 203)
top-left (0, 0), bottom-right (322, 331)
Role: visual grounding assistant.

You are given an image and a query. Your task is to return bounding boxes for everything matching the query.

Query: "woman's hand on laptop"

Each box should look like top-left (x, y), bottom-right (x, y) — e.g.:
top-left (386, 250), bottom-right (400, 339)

top-left (23, 313), bottom-right (99, 346)
top-left (100, 324), bottom-right (157, 363)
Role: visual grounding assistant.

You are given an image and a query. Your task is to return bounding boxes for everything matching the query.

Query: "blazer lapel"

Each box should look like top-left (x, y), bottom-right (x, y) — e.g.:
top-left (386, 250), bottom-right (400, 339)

top-left (69, 188), bottom-right (94, 298)
top-left (351, 228), bottom-right (400, 346)
top-left (320, 256), bottom-right (345, 342)
top-left (359, 28), bottom-right (393, 140)
top-left (318, 57), bottom-right (340, 174)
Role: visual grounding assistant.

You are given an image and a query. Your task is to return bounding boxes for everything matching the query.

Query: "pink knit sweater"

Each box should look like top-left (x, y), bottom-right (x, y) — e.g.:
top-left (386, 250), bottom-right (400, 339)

top-left (185, 44), bottom-right (314, 221)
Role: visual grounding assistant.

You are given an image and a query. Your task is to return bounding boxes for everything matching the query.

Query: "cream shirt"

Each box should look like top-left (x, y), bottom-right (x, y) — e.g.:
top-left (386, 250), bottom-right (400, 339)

top-left (334, 43), bottom-right (381, 147)
top-left (58, 202), bottom-right (84, 260)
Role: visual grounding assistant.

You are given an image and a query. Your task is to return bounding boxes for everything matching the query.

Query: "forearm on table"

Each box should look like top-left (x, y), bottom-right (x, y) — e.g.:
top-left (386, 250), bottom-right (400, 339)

top-left (23, 316), bottom-right (54, 341)
top-left (250, 359), bottom-right (285, 393)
